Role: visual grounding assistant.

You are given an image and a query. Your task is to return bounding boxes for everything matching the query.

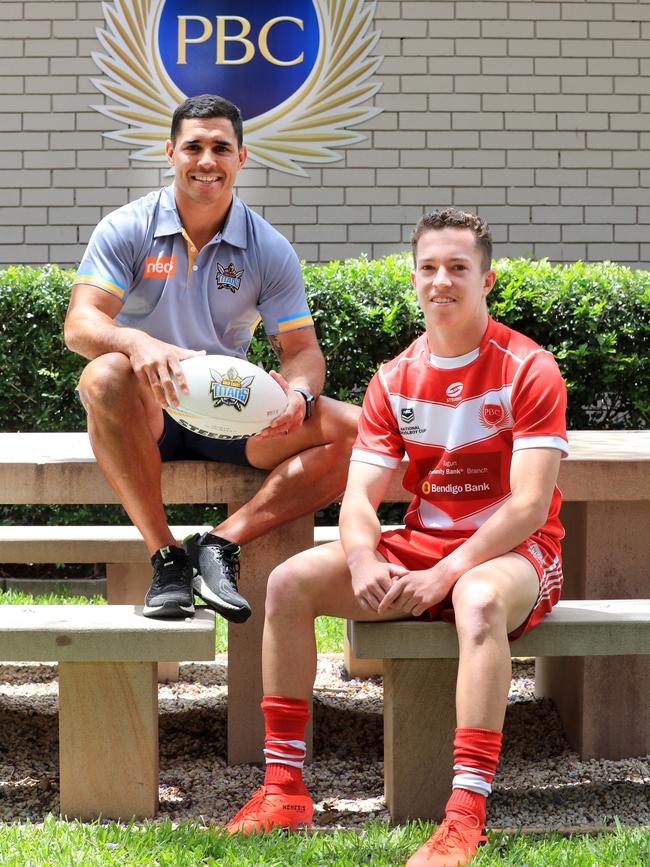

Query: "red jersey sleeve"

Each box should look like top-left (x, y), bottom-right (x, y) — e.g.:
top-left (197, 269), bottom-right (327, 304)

top-left (352, 368), bottom-right (405, 468)
top-left (511, 349), bottom-right (569, 455)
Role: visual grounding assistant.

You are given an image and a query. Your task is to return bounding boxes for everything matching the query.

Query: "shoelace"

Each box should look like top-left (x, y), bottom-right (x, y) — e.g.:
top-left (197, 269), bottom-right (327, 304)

top-left (211, 545), bottom-right (241, 586)
top-left (151, 555), bottom-right (189, 592)
top-left (426, 818), bottom-right (484, 854)
top-left (231, 787), bottom-right (270, 822)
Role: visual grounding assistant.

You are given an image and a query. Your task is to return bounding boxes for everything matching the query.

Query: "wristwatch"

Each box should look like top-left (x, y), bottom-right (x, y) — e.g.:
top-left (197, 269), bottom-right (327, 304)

top-left (293, 387), bottom-right (315, 420)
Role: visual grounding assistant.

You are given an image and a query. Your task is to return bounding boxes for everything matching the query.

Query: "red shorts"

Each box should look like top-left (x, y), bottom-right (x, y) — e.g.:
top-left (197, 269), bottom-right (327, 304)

top-left (376, 527), bottom-right (563, 642)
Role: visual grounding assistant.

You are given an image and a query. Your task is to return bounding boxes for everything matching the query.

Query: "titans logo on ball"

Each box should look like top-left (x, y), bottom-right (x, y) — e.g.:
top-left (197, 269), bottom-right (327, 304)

top-left (91, 1), bottom-right (383, 175)
top-left (210, 367), bottom-right (254, 412)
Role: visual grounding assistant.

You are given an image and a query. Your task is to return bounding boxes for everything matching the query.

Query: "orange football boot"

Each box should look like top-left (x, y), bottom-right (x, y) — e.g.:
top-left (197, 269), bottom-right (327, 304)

top-left (405, 815), bottom-right (487, 866)
top-left (225, 785), bottom-right (313, 835)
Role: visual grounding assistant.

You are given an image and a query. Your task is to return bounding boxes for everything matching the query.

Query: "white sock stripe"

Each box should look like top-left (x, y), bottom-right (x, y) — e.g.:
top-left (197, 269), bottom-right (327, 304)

top-left (266, 738), bottom-right (306, 752)
top-left (264, 737), bottom-right (306, 768)
top-left (264, 758), bottom-right (304, 768)
top-left (453, 763), bottom-right (495, 777)
top-left (264, 748), bottom-right (305, 762)
top-left (452, 773), bottom-right (492, 795)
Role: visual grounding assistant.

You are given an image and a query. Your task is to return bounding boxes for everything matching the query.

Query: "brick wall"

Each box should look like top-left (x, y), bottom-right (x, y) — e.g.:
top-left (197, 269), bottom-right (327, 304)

top-left (2, 1), bottom-right (650, 266)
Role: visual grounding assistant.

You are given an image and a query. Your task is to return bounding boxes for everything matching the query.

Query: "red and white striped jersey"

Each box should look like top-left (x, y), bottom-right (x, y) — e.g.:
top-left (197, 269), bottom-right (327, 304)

top-left (352, 317), bottom-right (568, 538)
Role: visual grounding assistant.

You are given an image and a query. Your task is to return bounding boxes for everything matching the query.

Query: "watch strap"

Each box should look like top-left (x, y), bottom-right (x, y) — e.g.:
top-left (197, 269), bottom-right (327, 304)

top-left (293, 387), bottom-right (314, 420)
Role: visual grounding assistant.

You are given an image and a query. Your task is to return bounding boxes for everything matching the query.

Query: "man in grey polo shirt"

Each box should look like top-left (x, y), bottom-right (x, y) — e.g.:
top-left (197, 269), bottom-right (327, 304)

top-left (64, 94), bottom-right (360, 621)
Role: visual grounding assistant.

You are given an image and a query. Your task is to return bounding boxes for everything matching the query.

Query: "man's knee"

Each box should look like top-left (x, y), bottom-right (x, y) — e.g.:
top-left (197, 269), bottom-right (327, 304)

top-left (318, 398), bottom-right (360, 445)
top-left (453, 573), bottom-right (508, 640)
top-left (78, 352), bottom-right (133, 407)
top-left (265, 556), bottom-right (319, 621)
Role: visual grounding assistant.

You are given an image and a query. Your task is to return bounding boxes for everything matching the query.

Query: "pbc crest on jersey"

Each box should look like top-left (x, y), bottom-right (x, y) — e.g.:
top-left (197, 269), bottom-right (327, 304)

top-left (216, 262), bottom-right (244, 293)
top-left (479, 400), bottom-right (513, 431)
top-left (91, 0), bottom-right (383, 177)
top-left (210, 367), bottom-right (254, 413)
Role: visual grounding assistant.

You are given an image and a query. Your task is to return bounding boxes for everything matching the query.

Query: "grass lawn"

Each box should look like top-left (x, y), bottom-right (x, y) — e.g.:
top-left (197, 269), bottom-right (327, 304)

top-left (0, 588), bottom-right (648, 864)
top-left (0, 817), bottom-right (649, 865)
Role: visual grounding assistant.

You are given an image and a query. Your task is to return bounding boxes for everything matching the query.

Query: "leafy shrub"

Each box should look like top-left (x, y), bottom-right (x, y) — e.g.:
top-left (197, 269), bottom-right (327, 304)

top-left (490, 258), bottom-right (649, 430)
top-left (0, 257), bottom-right (647, 525)
top-left (250, 253), bottom-right (423, 403)
top-left (0, 265), bottom-right (86, 432)
top-left (2, 257), bottom-right (647, 434)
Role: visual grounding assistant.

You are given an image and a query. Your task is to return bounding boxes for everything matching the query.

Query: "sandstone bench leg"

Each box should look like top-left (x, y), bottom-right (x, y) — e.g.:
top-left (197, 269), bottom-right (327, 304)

top-left (537, 501), bottom-right (650, 758)
top-left (58, 660), bottom-right (158, 819)
top-left (383, 658), bottom-right (457, 822)
top-left (343, 629), bottom-right (383, 678)
top-left (107, 563), bottom-right (179, 682)
top-left (227, 512), bottom-right (314, 765)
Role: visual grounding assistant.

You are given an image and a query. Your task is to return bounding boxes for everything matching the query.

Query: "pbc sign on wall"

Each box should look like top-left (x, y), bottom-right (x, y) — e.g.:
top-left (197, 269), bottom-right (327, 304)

top-left (91, 1), bottom-right (383, 176)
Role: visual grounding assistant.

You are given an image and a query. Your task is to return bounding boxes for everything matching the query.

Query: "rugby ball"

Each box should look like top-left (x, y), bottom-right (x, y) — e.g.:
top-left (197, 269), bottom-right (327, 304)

top-left (165, 355), bottom-right (288, 439)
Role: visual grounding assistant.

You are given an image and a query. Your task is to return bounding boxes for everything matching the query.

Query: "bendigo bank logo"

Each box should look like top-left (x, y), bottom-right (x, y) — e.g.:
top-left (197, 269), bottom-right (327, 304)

top-left (91, 1), bottom-right (383, 175)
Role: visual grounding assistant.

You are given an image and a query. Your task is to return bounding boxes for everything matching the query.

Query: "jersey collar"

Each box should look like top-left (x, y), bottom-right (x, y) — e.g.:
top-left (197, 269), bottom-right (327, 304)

top-left (426, 317), bottom-right (496, 370)
top-left (154, 185), bottom-right (248, 249)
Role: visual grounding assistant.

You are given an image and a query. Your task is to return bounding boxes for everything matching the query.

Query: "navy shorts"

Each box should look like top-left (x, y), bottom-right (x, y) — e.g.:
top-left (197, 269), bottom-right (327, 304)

top-left (158, 412), bottom-right (252, 467)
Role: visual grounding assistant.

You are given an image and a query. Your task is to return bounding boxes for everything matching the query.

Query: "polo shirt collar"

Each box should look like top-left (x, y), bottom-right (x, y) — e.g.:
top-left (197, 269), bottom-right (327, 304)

top-left (221, 196), bottom-right (247, 249)
top-left (154, 185), bottom-right (182, 237)
top-left (154, 185), bottom-right (247, 249)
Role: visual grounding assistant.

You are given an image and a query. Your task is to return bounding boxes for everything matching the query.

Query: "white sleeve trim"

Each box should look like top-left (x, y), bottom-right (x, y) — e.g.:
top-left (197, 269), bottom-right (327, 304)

top-left (513, 435), bottom-right (569, 457)
top-left (350, 448), bottom-right (402, 469)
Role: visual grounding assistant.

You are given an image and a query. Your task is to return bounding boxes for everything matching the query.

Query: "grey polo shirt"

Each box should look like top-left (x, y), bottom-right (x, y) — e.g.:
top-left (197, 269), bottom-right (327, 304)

top-left (73, 185), bottom-right (313, 356)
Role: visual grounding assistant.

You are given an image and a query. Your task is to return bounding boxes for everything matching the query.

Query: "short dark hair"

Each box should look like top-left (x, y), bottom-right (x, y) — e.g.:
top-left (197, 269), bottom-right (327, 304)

top-left (411, 208), bottom-right (493, 271)
top-left (170, 94), bottom-right (244, 148)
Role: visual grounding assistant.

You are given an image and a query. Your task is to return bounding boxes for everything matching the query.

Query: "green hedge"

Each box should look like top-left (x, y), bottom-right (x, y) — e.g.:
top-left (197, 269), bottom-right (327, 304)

top-left (1, 257), bottom-right (648, 432)
top-left (0, 257), bottom-right (647, 527)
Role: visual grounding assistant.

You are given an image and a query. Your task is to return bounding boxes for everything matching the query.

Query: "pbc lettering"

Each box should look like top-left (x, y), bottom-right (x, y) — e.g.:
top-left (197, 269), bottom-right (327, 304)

top-left (144, 256), bottom-right (177, 278)
top-left (177, 16), bottom-right (304, 66)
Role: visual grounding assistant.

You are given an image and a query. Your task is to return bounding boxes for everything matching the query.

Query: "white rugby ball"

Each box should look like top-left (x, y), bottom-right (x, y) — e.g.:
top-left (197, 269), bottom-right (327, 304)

top-left (165, 354), bottom-right (288, 439)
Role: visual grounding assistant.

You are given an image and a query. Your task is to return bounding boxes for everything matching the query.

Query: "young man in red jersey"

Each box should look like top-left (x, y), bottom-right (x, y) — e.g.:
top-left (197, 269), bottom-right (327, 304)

top-left (226, 209), bottom-right (568, 867)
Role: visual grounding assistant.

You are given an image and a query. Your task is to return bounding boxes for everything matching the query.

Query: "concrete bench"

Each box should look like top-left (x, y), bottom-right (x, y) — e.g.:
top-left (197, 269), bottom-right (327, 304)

top-left (1, 430), bottom-right (648, 766)
top-left (0, 524), bottom-right (214, 682)
top-left (348, 599), bottom-right (650, 822)
top-left (0, 604), bottom-right (215, 820)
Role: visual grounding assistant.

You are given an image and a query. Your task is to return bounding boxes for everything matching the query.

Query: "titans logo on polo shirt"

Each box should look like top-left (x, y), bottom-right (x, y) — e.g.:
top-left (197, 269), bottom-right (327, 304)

top-left (216, 263), bottom-right (244, 294)
top-left (72, 185), bottom-right (313, 358)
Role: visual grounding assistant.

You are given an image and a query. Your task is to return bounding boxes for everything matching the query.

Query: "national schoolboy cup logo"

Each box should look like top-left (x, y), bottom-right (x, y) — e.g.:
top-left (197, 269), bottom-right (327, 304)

top-left (91, 1), bottom-right (383, 176)
top-left (210, 367), bottom-right (254, 412)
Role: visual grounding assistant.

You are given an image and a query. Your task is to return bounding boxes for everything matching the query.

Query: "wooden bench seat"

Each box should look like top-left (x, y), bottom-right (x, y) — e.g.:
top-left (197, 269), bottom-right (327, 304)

top-left (348, 599), bottom-right (650, 822)
top-left (0, 604), bottom-right (215, 820)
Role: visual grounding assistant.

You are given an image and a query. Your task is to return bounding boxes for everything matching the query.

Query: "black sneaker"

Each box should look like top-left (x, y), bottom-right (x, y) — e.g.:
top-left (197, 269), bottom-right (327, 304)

top-left (143, 545), bottom-right (195, 619)
top-left (183, 532), bottom-right (252, 624)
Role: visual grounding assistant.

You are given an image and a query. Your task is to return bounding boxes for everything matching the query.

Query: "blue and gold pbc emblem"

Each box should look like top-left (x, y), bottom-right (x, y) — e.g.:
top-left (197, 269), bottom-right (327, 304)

top-left (216, 262), bottom-right (243, 293)
top-left (210, 367), bottom-right (254, 412)
top-left (91, 1), bottom-right (383, 176)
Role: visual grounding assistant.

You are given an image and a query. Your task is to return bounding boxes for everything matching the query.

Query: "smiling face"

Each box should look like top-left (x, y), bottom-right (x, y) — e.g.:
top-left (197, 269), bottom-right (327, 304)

top-left (411, 226), bottom-right (496, 353)
top-left (165, 116), bottom-right (247, 214)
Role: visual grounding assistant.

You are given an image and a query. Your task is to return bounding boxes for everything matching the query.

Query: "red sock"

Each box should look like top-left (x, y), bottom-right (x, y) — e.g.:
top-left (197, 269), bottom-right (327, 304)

top-left (261, 695), bottom-right (310, 796)
top-left (446, 727), bottom-right (503, 827)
